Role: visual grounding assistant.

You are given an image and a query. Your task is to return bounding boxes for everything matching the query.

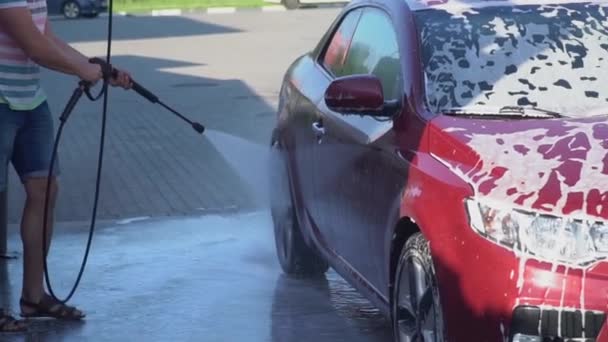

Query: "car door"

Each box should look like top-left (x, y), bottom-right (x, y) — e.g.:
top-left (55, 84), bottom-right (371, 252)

top-left (288, 8), bottom-right (364, 249)
top-left (313, 7), bottom-right (406, 292)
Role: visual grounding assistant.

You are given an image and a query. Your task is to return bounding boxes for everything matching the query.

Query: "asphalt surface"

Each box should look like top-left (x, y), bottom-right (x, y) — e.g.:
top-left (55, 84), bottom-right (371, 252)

top-left (6, 8), bottom-right (342, 223)
top-left (0, 212), bottom-right (392, 342)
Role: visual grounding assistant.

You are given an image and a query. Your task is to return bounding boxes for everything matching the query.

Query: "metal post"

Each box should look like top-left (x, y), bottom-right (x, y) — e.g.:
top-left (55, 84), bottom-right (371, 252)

top-left (0, 180), bottom-right (16, 259)
top-left (0, 187), bottom-right (6, 257)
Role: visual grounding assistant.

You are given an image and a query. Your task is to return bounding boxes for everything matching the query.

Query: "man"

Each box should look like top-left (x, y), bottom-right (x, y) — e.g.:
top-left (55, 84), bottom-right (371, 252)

top-left (0, 0), bottom-right (132, 332)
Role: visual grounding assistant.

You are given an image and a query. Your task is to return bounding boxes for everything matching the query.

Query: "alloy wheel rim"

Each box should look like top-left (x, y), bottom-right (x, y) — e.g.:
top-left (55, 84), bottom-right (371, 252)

top-left (65, 3), bottom-right (79, 18)
top-left (396, 256), bottom-right (443, 342)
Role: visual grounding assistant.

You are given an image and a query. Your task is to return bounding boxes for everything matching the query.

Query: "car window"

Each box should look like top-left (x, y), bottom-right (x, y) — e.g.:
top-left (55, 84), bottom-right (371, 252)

top-left (321, 9), bottom-right (363, 76)
top-left (414, 3), bottom-right (608, 118)
top-left (340, 8), bottom-right (402, 101)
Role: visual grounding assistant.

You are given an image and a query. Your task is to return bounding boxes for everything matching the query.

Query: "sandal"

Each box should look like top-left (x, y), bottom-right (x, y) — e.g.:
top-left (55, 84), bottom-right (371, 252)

top-left (0, 311), bottom-right (27, 332)
top-left (20, 295), bottom-right (85, 320)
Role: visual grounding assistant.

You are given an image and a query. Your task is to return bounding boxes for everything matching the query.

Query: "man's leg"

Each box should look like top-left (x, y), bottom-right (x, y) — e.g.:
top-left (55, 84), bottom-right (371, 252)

top-left (20, 177), bottom-right (57, 303)
top-left (12, 102), bottom-right (83, 319)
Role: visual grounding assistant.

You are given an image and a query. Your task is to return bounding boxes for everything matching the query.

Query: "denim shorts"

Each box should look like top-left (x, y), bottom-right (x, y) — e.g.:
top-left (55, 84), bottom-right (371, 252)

top-left (0, 101), bottom-right (59, 192)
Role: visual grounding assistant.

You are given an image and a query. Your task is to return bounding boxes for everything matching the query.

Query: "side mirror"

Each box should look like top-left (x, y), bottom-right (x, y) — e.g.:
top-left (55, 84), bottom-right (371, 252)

top-left (324, 74), bottom-right (399, 117)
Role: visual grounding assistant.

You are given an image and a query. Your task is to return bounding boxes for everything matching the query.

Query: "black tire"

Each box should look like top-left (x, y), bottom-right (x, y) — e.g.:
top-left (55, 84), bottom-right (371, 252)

top-left (392, 233), bottom-right (446, 342)
top-left (283, 0), bottom-right (300, 10)
top-left (62, 0), bottom-right (81, 19)
top-left (270, 139), bottom-right (328, 277)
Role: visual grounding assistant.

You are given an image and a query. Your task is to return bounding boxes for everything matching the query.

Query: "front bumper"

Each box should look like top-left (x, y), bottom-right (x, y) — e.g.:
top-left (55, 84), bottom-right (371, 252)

top-left (433, 223), bottom-right (608, 342)
top-left (510, 306), bottom-right (606, 341)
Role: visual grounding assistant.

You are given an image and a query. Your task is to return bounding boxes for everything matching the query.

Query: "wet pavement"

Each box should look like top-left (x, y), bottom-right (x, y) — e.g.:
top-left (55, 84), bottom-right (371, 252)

top-left (1, 211), bottom-right (392, 341)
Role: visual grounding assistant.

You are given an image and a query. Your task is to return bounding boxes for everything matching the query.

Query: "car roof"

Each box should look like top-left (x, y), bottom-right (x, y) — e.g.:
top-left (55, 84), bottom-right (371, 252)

top-left (405, 0), bottom-right (608, 11)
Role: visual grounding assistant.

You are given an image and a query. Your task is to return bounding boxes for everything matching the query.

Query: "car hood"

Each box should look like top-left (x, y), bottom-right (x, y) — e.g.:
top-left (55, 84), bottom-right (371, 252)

top-left (429, 114), bottom-right (608, 221)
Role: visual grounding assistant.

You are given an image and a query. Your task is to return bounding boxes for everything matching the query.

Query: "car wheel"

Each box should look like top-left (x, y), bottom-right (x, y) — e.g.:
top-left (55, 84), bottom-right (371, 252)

top-left (283, 0), bottom-right (300, 10)
top-left (392, 233), bottom-right (446, 342)
top-left (62, 0), bottom-right (81, 19)
top-left (270, 139), bottom-right (328, 277)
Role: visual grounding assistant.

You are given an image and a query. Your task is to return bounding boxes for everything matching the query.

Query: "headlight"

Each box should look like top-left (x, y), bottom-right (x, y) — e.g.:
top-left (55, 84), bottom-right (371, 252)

top-left (591, 223), bottom-right (608, 253)
top-left (465, 199), bottom-right (608, 267)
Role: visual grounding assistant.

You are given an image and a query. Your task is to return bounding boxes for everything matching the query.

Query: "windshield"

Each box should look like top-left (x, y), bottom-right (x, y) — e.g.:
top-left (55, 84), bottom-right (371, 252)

top-left (414, 2), bottom-right (608, 118)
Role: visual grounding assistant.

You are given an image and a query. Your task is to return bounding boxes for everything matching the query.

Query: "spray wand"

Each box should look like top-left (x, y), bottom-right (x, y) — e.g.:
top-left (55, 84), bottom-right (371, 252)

top-left (62, 57), bottom-right (205, 133)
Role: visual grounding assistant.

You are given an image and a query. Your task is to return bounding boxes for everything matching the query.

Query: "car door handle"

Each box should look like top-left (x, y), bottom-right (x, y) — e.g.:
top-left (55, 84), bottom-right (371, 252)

top-left (312, 121), bottom-right (325, 136)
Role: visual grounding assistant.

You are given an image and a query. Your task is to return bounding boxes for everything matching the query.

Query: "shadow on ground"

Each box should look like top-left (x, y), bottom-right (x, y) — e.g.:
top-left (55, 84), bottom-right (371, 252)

top-left (7, 53), bottom-right (276, 223)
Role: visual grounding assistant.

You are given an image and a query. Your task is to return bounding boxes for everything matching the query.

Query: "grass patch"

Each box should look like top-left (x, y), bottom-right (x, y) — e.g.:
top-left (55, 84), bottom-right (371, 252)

top-left (113, 0), bottom-right (269, 12)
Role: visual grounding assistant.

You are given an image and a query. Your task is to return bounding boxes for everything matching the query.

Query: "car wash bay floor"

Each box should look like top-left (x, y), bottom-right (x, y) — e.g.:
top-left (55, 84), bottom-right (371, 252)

top-left (0, 210), bottom-right (392, 342)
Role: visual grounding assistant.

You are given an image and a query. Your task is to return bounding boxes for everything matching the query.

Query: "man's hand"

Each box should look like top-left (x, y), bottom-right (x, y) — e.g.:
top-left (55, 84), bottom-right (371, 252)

top-left (109, 69), bottom-right (133, 89)
top-left (78, 61), bottom-right (103, 85)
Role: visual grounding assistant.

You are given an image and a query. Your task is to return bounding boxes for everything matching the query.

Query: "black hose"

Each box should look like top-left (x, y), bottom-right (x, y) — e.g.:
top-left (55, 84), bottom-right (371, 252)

top-left (41, 0), bottom-right (114, 304)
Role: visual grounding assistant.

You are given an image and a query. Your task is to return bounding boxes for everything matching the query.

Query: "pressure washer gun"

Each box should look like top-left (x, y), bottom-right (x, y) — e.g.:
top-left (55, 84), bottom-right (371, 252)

top-left (60, 57), bottom-right (205, 134)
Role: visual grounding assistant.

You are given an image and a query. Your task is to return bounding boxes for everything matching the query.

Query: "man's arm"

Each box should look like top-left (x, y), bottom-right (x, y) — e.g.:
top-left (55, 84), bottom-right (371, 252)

top-left (44, 19), bottom-right (133, 89)
top-left (0, 7), bottom-right (100, 82)
top-left (44, 18), bottom-right (89, 67)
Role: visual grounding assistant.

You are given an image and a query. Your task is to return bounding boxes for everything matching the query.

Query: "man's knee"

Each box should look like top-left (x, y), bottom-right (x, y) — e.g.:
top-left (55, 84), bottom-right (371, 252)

top-left (24, 177), bottom-right (58, 204)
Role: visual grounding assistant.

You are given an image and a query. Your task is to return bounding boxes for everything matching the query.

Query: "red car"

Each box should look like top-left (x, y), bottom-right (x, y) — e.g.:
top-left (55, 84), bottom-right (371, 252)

top-left (269, 0), bottom-right (608, 341)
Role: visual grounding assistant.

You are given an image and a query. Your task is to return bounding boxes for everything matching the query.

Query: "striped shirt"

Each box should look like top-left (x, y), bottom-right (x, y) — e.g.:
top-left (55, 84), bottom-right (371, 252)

top-left (0, 0), bottom-right (47, 111)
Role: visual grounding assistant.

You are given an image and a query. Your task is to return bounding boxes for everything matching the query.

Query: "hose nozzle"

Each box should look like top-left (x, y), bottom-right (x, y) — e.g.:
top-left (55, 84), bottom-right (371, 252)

top-left (192, 122), bottom-right (205, 134)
